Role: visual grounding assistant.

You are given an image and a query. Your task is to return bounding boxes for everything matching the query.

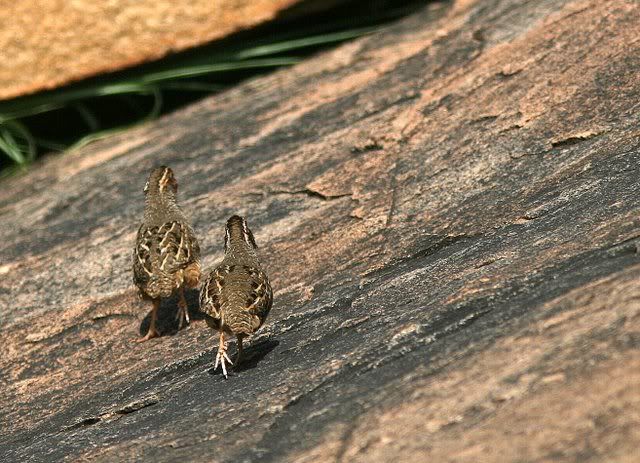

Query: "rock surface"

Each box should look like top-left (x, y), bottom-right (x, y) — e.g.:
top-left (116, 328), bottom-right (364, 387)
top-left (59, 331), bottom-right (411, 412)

top-left (0, 0), bottom-right (346, 100)
top-left (1, 0), bottom-right (640, 461)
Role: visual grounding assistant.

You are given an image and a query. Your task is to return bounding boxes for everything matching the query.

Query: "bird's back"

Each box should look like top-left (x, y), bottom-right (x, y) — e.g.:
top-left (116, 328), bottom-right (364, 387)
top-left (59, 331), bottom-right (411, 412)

top-left (133, 220), bottom-right (200, 298)
top-left (200, 261), bottom-right (272, 336)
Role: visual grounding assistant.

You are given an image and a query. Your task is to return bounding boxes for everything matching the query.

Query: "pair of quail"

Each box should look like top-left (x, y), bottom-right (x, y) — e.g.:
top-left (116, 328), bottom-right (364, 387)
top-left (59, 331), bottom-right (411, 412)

top-left (132, 166), bottom-right (273, 377)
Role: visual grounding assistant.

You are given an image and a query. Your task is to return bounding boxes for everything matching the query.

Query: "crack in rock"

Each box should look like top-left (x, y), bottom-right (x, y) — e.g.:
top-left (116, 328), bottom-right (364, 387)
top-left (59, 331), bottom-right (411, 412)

top-left (267, 187), bottom-right (353, 201)
top-left (63, 396), bottom-right (160, 432)
top-left (551, 131), bottom-right (601, 148)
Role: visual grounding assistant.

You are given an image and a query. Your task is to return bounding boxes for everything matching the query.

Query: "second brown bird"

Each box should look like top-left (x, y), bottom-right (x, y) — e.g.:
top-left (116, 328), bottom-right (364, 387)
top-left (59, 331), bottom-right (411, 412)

top-left (200, 215), bottom-right (273, 377)
top-left (132, 166), bottom-right (201, 342)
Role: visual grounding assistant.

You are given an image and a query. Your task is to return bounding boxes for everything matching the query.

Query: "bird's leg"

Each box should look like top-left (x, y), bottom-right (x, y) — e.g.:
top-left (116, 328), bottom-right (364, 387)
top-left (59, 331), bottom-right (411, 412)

top-left (215, 331), bottom-right (233, 378)
top-left (235, 335), bottom-right (244, 367)
top-left (136, 299), bottom-right (161, 342)
top-left (176, 286), bottom-right (190, 329)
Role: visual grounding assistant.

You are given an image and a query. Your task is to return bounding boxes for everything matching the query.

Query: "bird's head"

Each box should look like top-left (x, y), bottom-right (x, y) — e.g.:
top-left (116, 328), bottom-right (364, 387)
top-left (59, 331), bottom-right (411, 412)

top-left (224, 215), bottom-right (258, 254)
top-left (144, 166), bottom-right (178, 198)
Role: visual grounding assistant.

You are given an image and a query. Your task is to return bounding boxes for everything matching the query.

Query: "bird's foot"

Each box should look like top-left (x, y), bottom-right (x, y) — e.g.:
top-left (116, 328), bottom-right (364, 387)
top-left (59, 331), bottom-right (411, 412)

top-left (134, 328), bottom-right (161, 343)
top-left (233, 337), bottom-right (244, 369)
top-left (176, 303), bottom-right (190, 330)
top-left (214, 340), bottom-right (234, 378)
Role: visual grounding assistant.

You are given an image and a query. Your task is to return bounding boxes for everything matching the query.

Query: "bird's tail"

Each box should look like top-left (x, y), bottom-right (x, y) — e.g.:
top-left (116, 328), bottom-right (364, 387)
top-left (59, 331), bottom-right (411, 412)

top-left (184, 261), bottom-right (201, 288)
top-left (220, 298), bottom-right (254, 335)
top-left (146, 273), bottom-right (174, 299)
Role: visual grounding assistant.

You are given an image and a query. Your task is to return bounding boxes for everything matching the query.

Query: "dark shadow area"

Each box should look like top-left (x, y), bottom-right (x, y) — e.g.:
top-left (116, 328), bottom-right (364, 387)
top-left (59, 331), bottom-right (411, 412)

top-left (208, 339), bottom-right (280, 376)
top-left (184, 288), bottom-right (206, 322)
top-left (138, 288), bottom-right (203, 337)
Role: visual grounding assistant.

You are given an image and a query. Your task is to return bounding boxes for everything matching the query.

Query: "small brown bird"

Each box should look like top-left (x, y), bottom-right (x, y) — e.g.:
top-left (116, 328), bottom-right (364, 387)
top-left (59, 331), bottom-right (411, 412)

top-left (132, 166), bottom-right (201, 342)
top-left (200, 215), bottom-right (273, 377)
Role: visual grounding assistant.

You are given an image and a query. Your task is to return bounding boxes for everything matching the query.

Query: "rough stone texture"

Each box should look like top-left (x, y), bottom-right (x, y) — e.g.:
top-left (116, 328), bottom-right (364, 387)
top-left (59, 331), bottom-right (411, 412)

top-left (1, 0), bottom-right (640, 461)
top-left (0, 0), bottom-right (346, 100)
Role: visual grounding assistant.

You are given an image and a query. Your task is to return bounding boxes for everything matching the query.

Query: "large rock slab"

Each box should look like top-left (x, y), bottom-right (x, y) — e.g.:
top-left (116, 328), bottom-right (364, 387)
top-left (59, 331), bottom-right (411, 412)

top-left (0, 0), bottom-right (345, 100)
top-left (1, 0), bottom-right (640, 461)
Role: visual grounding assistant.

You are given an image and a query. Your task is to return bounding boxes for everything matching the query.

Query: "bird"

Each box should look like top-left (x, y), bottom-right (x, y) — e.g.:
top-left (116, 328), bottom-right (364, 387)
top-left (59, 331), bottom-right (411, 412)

top-left (132, 166), bottom-right (201, 342)
top-left (200, 215), bottom-right (273, 377)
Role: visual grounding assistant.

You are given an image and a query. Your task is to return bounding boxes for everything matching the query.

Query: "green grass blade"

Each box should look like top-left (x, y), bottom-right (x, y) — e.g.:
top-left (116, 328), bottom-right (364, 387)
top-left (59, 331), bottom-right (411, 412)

top-left (0, 128), bottom-right (26, 164)
top-left (0, 102), bottom-right (66, 122)
top-left (74, 103), bottom-right (100, 131)
top-left (0, 83), bottom-right (150, 122)
top-left (234, 27), bottom-right (378, 59)
top-left (71, 85), bottom-right (163, 151)
top-left (141, 57), bottom-right (301, 83)
top-left (0, 120), bottom-right (37, 164)
top-left (34, 137), bottom-right (68, 151)
top-left (7, 120), bottom-right (37, 162)
top-left (70, 125), bottom-right (137, 152)
top-left (159, 81), bottom-right (227, 92)
top-left (145, 85), bottom-right (163, 120)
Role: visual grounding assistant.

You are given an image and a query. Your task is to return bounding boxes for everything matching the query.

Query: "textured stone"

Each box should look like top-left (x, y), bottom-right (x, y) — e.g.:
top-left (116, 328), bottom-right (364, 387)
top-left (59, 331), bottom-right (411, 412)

top-left (0, 0), bottom-right (345, 100)
top-left (1, 0), bottom-right (640, 461)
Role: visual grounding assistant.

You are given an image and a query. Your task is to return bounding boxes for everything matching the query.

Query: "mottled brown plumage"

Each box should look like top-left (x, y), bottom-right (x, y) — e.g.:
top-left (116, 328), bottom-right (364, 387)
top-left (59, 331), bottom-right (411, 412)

top-left (200, 215), bottom-right (273, 377)
top-left (132, 166), bottom-right (201, 342)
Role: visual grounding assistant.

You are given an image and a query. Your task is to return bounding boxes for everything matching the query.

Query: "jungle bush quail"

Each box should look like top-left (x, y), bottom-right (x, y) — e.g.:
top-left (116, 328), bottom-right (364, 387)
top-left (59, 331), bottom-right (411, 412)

top-left (200, 215), bottom-right (273, 377)
top-left (132, 166), bottom-right (201, 342)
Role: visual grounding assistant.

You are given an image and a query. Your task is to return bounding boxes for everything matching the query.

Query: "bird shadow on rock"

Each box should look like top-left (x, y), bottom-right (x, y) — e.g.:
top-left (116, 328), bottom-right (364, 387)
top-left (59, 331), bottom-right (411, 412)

top-left (207, 339), bottom-right (280, 376)
top-left (139, 288), bottom-right (204, 337)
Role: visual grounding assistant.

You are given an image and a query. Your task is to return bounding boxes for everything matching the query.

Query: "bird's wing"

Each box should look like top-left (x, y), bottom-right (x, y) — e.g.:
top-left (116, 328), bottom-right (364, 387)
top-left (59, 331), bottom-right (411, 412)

top-left (183, 223), bottom-right (201, 264)
top-left (132, 223), bottom-right (155, 287)
top-left (244, 266), bottom-right (273, 329)
top-left (155, 221), bottom-right (199, 274)
top-left (200, 264), bottom-right (234, 320)
top-left (158, 221), bottom-right (199, 274)
top-left (133, 220), bottom-right (199, 283)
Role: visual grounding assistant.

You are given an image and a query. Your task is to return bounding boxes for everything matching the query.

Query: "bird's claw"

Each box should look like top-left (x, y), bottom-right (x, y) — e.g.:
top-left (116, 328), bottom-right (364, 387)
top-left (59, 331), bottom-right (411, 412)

top-left (214, 343), bottom-right (233, 378)
top-left (176, 306), bottom-right (190, 330)
top-left (134, 329), bottom-right (160, 343)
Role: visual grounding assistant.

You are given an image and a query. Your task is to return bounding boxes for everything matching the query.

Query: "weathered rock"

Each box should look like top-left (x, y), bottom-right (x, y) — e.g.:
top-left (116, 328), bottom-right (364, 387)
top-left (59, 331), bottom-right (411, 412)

top-left (0, 0), bottom-right (347, 100)
top-left (1, 0), bottom-right (640, 461)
